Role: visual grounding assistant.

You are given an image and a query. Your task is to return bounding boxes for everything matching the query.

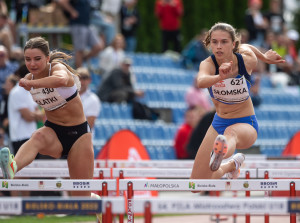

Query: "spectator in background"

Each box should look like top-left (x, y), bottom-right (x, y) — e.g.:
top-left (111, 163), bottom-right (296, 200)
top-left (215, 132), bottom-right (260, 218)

top-left (185, 78), bottom-right (212, 113)
top-left (0, 13), bottom-right (14, 59)
top-left (90, 0), bottom-right (116, 47)
top-left (120, 0), bottom-right (140, 52)
top-left (77, 67), bottom-right (101, 129)
top-left (7, 63), bottom-right (44, 197)
top-left (8, 63), bottom-right (44, 157)
top-left (0, 74), bottom-right (18, 139)
top-left (186, 109), bottom-right (215, 159)
top-left (101, 0), bottom-right (123, 33)
top-left (0, 0), bottom-right (17, 46)
top-left (239, 28), bottom-right (250, 44)
top-left (174, 106), bottom-right (205, 159)
top-left (264, 0), bottom-right (286, 35)
top-left (181, 29), bottom-right (210, 70)
top-left (282, 30), bottom-right (300, 86)
top-left (245, 0), bottom-right (268, 48)
top-left (12, 0), bottom-right (47, 23)
top-left (57, 0), bottom-right (103, 68)
top-left (155, 0), bottom-right (184, 53)
top-left (99, 33), bottom-right (126, 75)
top-left (0, 124), bottom-right (6, 147)
top-left (97, 57), bottom-right (144, 103)
top-left (0, 45), bottom-right (18, 99)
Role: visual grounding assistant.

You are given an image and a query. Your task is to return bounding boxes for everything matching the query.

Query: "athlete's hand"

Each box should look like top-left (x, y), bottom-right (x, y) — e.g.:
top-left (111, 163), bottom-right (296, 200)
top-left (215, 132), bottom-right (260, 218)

top-left (264, 49), bottom-right (285, 64)
top-left (219, 61), bottom-right (233, 80)
top-left (19, 78), bottom-right (31, 91)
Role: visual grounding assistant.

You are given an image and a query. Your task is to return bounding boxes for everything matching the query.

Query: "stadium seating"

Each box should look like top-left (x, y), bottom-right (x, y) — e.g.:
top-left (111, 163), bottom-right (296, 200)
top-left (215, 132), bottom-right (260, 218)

top-left (91, 53), bottom-right (300, 158)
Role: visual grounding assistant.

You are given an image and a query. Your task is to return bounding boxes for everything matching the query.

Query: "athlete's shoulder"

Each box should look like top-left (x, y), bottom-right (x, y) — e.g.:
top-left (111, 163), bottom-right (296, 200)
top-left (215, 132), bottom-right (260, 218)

top-left (238, 45), bottom-right (255, 58)
top-left (238, 45), bottom-right (257, 74)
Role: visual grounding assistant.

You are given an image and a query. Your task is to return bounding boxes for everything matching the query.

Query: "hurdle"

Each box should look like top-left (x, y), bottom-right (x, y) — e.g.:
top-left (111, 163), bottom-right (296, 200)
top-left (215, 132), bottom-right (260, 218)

top-left (112, 168), bottom-right (257, 179)
top-left (0, 168), bottom-right (111, 179)
top-left (257, 169), bottom-right (300, 223)
top-left (243, 160), bottom-right (300, 169)
top-left (257, 169), bottom-right (300, 178)
top-left (119, 179), bottom-right (299, 223)
top-left (9, 166), bottom-right (300, 180)
top-left (0, 179), bottom-right (118, 223)
top-left (0, 179), bottom-right (116, 195)
top-left (25, 157), bottom-right (300, 169)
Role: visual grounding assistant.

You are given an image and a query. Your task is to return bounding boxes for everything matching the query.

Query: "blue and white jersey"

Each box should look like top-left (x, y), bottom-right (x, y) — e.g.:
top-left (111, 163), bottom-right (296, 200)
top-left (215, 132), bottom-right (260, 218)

top-left (208, 53), bottom-right (251, 104)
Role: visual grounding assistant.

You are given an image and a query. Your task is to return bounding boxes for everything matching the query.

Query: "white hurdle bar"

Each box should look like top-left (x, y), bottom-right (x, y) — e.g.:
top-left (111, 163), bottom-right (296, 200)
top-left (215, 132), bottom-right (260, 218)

top-left (4, 167), bottom-right (300, 179)
top-left (119, 179), bottom-right (299, 192)
top-left (0, 168), bottom-right (111, 178)
top-left (112, 168), bottom-right (257, 179)
top-left (257, 169), bottom-right (300, 178)
top-left (0, 179), bottom-right (116, 194)
top-left (25, 158), bottom-right (300, 169)
top-left (4, 167), bottom-right (300, 180)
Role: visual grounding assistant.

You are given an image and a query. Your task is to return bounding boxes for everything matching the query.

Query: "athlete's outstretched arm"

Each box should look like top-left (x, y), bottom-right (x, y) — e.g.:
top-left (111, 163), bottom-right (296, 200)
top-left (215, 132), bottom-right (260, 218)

top-left (242, 44), bottom-right (285, 64)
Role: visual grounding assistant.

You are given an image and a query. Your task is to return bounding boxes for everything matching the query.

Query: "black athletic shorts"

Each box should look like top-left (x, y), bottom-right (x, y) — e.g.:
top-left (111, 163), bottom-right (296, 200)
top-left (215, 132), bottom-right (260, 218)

top-left (44, 120), bottom-right (91, 158)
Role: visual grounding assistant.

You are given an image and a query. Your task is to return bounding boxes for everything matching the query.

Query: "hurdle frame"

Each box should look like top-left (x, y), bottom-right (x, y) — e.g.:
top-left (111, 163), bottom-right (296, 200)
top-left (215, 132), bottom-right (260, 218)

top-left (120, 178), bottom-right (299, 223)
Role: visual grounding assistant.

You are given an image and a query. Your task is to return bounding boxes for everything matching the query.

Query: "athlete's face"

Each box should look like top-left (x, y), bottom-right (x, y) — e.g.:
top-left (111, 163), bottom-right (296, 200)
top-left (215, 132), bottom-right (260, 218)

top-left (24, 48), bottom-right (49, 76)
top-left (210, 30), bottom-right (235, 60)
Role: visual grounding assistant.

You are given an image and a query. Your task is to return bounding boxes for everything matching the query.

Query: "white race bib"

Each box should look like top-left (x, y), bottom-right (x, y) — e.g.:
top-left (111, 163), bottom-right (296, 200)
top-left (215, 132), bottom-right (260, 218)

top-left (211, 76), bottom-right (249, 104)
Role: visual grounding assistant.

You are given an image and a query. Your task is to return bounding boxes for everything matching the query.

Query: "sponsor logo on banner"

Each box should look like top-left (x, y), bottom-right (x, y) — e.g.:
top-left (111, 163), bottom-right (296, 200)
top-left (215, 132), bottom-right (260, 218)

top-left (189, 182), bottom-right (195, 189)
top-left (144, 182), bottom-right (179, 189)
top-left (56, 181), bottom-right (62, 188)
top-left (226, 181), bottom-right (231, 190)
top-left (260, 181), bottom-right (278, 189)
top-left (196, 183), bottom-right (216, 189)
top-left (243, 181), bottom-right (249, 189)
top-left (73, 181), bottom-right (90, 189)
top-left (39, 181), bottom-right (44, 189)
top-left (288, 200), bottom-right (300, 213)
top-left (10, 183), bottom-right (29, 187)
top-left (22, 200), bottom-right (101, 214)
top-left (2, 181), bottom-right (8, 189)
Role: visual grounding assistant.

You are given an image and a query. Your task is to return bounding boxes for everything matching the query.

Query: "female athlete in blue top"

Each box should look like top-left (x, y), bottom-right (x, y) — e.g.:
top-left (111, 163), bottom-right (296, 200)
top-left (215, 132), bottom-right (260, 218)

top-left (190, 22), bottom-right (285, 180)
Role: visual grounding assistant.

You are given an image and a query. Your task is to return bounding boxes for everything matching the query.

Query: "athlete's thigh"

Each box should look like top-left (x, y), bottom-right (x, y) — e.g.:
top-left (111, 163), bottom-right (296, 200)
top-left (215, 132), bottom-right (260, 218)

top-left (32, 126), bottom-right (63, 158)
top-left (67, 133), bottom-right (94, 179)
top-left (225, 123), bottom-right (257, 149)
top-left (191, 125), bottom-right (218, 179)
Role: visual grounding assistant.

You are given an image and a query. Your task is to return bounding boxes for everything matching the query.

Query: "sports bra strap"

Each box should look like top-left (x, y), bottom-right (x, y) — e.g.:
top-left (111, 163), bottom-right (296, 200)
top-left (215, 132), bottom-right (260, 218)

top-left (210, 54), bottom-right (219, 74)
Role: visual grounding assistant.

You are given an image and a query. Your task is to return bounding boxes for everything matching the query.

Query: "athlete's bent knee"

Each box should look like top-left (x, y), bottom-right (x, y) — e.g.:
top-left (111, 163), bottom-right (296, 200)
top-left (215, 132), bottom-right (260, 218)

top-left (30, 131), bottom-right (48, 145)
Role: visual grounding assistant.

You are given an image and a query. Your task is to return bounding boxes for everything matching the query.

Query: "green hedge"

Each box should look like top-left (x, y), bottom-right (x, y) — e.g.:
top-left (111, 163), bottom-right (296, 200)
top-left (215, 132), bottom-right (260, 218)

top-left (136, 0), bottom-right (272, 53)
